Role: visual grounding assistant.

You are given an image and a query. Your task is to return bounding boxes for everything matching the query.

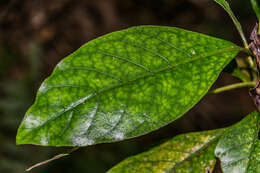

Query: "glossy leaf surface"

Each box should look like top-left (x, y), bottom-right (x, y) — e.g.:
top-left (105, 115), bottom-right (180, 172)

top-left (17, 26), bottom-right (240, 146)
top-left (108, 130), bottom-right (223, 173)
top-left (215, 111), bottom-right (260, 173)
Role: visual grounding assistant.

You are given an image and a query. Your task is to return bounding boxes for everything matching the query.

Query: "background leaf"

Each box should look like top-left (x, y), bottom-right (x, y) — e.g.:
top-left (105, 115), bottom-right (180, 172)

top-left (17, 26), bottom-right (240, 146)
top-left (215, 111), bottom-right (260, 173)
top-left (108, 129), bottom-right (223, 173)
top-left (109, 111), bottom-right (260, 173)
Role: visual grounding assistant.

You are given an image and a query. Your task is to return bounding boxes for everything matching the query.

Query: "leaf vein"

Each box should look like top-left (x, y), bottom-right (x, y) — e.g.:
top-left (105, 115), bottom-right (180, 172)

top-left (97, 50), bottom-right (151, 72)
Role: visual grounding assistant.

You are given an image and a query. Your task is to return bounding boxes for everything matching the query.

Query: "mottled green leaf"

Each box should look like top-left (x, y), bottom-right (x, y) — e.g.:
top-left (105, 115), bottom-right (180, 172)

top-left (215, 111), bottom-right (260, 173)
top-left (108, 130), bottom-right (223, 173)
top-left (16, 26), bottom-right (240, 146)
top-left (214, 0), bottom-right (248, 47)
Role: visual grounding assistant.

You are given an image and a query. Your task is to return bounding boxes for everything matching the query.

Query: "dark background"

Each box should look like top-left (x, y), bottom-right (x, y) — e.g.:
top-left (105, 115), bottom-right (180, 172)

top-left (0, 0), bottom-right (257, 172)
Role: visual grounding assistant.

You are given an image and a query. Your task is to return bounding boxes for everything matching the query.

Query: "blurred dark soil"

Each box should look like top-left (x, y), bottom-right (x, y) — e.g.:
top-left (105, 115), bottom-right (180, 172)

top-left (0, 0), bottom-right (257, 172)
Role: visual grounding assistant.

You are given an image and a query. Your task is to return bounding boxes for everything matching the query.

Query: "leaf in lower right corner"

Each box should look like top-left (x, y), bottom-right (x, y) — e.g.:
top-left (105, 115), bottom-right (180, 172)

top-left (108, 129), bottom-right (223, 173)
top-left (215, 111), bottom-right (260, 173)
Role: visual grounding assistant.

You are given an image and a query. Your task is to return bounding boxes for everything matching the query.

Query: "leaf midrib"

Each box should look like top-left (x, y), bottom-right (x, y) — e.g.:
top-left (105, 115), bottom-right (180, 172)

top-left (98, 46), bottom-right (239, 92)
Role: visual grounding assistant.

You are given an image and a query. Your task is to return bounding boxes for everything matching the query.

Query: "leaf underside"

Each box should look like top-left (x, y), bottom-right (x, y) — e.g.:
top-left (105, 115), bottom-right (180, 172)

top-left (108, 129), bottom-right (223, 173)
top-left (16, 26), bottom-right (240, 146)
top-left (215, 111), bottom-right (260, 173)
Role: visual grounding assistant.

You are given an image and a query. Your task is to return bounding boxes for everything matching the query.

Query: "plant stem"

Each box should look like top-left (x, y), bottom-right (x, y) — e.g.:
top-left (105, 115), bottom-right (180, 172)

top-left (210, 81), bottom-right (256, 94)
top-left (246, 56), bottom-right (255, 69)
top-left (239, 47), bottom-right (255, 69)
top-left (226, 7), bottom-right (248, 48)
top-left (215, 0), bottom-right (256, 83)
top-left (214, 0), bottom-right (249, 48)
top-left (240, 47), bottom-right (254, 57)
top-left (236, 48), bottom-right (256, 81)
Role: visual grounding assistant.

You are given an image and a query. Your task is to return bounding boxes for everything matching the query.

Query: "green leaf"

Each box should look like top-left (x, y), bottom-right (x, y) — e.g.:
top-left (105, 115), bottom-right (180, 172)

top-left (251, 0), bottom-right (260, 20)
top-left (108, 129), bottom-right (223, 173)
top-left (16, 26), bottom-right (240, 146)
top-left (215, 111), bottom-right (260, 173)
top-left (251, 0), bottom-right (260, 34)
top-left (109, 111), bottom-right (260, 173)
top-left (214, 0), bottom-right (248, 47)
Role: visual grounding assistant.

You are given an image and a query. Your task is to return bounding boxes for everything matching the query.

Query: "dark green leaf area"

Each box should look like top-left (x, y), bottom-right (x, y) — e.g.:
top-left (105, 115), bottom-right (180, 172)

top-left (16, 26), bottom-right (240, 146)
top-left (108, 130), bottom-right (223, 173)
top-left (215, 111), bottom-right (260, 173)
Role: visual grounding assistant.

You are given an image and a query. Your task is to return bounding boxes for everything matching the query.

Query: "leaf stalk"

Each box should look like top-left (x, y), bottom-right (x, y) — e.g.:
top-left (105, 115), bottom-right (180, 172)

top-left (210, 81), bottom-right (256, 94)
